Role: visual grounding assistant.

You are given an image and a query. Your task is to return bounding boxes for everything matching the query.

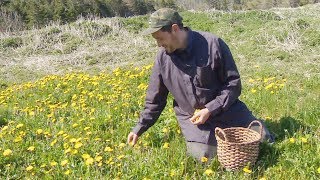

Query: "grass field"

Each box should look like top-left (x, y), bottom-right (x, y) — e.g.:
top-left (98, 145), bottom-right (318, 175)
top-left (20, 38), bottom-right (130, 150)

top-left (0, 3), bottom-right (319, 179)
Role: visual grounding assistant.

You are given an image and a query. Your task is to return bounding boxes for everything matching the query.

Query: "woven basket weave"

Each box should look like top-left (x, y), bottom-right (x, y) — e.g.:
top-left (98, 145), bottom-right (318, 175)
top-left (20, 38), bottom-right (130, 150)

top-left (215, 120), bottom-right (262, 170)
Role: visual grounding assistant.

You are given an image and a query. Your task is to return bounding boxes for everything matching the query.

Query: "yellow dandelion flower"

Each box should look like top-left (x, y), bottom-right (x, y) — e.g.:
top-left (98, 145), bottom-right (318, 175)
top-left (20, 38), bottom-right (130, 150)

top-left (2, 126), bottom-right (8, 131)
top-left (45, 169), bottom-right (52, 174)
top-left (170, 170), bottom-right (176, 177)
top-left (201, 156), bottom-right (208, 163)
top-left (84, 127), bottom-right (90, 131)
top-left (243, 167), bottom-right (252, 174)
top-left (26, 165), bottom-right (33, 171)
top-left (72, 149), bottom-right (78, 155)
top-left (104, 146), bottom-right (113, 152)
top-left (36, 129), bottom-right (43, 134)
top-left (64, 148), bottom-right (71, 154)
top-left (47, 113), bottom-right (54, 118)
top-left (163, 142), bottom-right (169, 149)
top-left (117, 155), bottom-right (125, 160)
top-left (85, 158), bottom-right (94, 166)
top-left (265, 116), bottom-right (271, 120)
top-left (248, 78), bottom-right (255, 83)
top-left (64, 170), bottom-right (71, 175)
top-left (162, 127), bottom-right (169, 133)
top-left (74, 142), bottom-right (83, 149)
top-left (98, 162), bottom-right (103, 167)
top-left (50, 161), bottom-right (57, 166)
top-left (69, 138), bottom-right (77, 143)
top-left (250, 88), bottom-right (257, 93)
top-left (317, 167), bottom-right (320, 174)
top-left (82, 154), bottom-right (91, 160)
top-left (14, 136), bottom-right (22, 142)
top-left (301, 137), bottom-right (307, 143)
top-left (60, 160), bottom-right (68, 166)
top-left (50, 139), bottom-right (57, 146)
top-left (259, 177), bottom-right (267, 180)
top-left (265, 83), bottom-right (274, 90)
top-left (95, 156), bottom-right (103, 162)
top-left (119, 143), bottom-right (126, 148)
top-left (57, 131), bottom-right (64, 136)
top-left (72, 123), bottom-right (79, 128)
top-left (16, 123), bottom-right (24, 128)
top-left (289, 138), bottom-right (295, 143)
top-left (3, 149), bottom-right (12, 156)
top-left (204, 169), bottom-right (213, 176)
top-left (27, 146), bottom-right (35, 152)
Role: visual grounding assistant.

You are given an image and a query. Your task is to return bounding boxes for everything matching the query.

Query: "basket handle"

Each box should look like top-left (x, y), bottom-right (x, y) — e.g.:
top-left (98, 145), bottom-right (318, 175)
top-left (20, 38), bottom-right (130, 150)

top-left (248, 120), bottom-right (263, 137)
top-left (215, 127), bottom-right (228, 142)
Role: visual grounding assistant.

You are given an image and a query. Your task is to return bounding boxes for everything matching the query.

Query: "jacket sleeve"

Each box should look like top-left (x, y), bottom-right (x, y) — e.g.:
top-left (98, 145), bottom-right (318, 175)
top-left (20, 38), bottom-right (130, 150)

top-left (132, 52), bottom-right (169, 136)
top-left (204, 38), bottom-right (241, 117)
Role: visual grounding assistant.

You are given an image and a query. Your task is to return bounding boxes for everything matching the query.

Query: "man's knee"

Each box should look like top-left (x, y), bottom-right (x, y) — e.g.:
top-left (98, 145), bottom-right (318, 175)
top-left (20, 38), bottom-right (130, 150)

top-left (186, 141), bottom-right (217, 161)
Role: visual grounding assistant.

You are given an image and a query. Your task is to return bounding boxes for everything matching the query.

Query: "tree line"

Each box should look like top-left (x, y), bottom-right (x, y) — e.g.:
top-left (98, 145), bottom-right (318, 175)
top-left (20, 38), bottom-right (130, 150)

top-left (0, 0), bottom-right (319, 31)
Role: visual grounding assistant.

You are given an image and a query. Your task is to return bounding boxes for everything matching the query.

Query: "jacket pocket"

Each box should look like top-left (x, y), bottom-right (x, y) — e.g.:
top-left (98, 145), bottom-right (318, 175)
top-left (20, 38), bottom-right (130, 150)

top-left (194, 64), bottom-right (217, 88)
top-left (194, 86), bottom-right (218, 107)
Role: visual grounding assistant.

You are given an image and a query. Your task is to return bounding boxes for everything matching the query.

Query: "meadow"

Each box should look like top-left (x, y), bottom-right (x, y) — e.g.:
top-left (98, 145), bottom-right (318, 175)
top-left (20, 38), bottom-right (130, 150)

top-left (0, 3), bottom-right (319, 179)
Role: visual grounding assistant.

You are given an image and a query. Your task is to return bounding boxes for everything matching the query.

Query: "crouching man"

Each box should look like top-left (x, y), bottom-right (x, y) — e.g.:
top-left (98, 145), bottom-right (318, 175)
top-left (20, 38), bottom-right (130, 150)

top-left (127, 8), bottom-right (273, 161)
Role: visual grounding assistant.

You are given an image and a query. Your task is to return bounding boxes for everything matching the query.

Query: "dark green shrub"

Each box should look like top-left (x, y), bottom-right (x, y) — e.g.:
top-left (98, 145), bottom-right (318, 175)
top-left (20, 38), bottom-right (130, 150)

top-left (121, 16), bottom-right (148, 33)
top-left (1, 37), bottom-right (23, 48)
top-left (72, 21), bottom-right (111, 39)
top-left (63, 37), bottom-right (83, 53)
top-left (295, 19), bottom-right (310, 29)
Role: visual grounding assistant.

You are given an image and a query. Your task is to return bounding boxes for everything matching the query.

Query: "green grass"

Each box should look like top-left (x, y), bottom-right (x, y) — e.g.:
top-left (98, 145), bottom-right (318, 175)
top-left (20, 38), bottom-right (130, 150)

top-left (0, 3), bottom-right (320, 179)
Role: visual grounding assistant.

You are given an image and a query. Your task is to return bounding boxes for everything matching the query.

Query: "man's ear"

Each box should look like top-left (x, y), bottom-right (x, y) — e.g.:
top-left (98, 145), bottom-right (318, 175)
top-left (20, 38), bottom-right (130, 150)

top-left (171, 24), bottom-right (180, 33)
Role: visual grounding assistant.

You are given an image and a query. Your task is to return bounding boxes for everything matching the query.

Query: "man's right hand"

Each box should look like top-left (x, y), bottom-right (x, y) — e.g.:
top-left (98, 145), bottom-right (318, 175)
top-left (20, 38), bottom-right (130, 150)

top-left (127, 132), bottom-right (139, 146)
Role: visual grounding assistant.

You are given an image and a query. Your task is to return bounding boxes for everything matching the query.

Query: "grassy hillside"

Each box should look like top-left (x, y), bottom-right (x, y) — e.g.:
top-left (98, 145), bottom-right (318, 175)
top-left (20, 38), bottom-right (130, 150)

top-left (0, 3), bottom-right (319, 179)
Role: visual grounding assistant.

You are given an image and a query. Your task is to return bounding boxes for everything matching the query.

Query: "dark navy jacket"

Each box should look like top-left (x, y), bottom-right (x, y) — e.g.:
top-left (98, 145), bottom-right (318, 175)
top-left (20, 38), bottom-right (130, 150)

top-left (132, 28), bottom-right (256, 145)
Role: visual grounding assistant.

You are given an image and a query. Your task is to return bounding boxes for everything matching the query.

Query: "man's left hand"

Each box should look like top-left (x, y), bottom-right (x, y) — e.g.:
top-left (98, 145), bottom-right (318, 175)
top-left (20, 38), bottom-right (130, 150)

top-left (190, 108), bottom-right (211, 125)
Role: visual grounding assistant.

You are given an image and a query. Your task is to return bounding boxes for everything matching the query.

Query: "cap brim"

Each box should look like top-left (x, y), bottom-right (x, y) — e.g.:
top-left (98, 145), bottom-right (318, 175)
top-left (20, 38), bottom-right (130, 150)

top-left (141, 27), bottom-right (162, 36)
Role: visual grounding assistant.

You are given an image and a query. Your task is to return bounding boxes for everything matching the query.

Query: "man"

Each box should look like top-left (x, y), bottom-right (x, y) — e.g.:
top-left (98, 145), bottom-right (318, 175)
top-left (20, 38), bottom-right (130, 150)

top-left (127, 8), bottom-right (273, 160)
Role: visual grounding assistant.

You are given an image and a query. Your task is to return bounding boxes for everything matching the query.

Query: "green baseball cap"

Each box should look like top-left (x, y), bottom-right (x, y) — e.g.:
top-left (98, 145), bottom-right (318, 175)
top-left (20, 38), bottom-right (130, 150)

top-left (142, 8), bottom-right (183, 35)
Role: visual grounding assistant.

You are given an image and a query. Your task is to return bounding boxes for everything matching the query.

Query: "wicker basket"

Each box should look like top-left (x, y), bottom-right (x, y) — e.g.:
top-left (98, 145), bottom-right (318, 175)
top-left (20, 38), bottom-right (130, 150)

top-left (215, 120), bottom-right (263, 170)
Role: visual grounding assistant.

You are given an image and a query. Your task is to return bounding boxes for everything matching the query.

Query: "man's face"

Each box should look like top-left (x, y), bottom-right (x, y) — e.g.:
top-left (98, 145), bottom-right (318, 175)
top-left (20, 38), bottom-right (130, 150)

top-left (152, 29), bottom-right (178, 53)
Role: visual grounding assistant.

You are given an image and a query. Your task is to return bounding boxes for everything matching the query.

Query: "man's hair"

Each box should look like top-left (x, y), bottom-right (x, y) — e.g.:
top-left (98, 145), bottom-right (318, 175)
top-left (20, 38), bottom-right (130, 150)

top-left (160, 23), bottom-right (184, 33)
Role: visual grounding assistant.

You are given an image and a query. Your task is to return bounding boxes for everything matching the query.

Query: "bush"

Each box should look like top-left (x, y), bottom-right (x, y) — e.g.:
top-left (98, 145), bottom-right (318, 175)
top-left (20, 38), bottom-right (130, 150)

top-left (121, 16), bottom-right (148, 33)
top-left (63, 37), bottom-right (83, 54)
top-left (295, 19), bottom-right (310, 29)
top-left (0, 37), bottom-right (23, 48)
top-left (72, 21), bottom-right (111, 40)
